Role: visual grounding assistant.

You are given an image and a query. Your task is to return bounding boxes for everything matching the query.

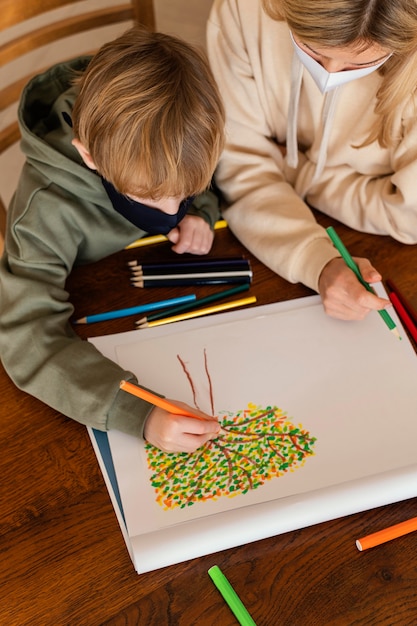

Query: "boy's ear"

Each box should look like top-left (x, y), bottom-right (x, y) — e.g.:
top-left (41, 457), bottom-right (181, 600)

top-left (72, 138), bottom-right (97, 170)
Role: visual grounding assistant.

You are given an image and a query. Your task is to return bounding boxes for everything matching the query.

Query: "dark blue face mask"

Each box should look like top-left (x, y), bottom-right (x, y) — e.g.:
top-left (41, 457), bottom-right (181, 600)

top-left (101, 177), bottom-right (193, 235)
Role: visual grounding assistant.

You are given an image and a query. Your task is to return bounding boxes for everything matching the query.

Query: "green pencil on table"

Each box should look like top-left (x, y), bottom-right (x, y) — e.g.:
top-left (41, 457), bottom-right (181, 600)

top-left (208, 565), bottom-right (257, 626)
top-left (326, 227), bottom-right (401, 339)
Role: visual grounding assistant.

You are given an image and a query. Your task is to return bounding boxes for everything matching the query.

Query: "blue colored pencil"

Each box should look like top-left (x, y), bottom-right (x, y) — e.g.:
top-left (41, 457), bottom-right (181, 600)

top-left (73, 294), bottom-right (197, 324)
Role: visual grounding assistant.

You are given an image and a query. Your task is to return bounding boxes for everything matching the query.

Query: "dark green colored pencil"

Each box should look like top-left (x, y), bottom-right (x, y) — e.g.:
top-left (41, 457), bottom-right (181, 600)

top-left (326, 226), bottom-right (400, 339)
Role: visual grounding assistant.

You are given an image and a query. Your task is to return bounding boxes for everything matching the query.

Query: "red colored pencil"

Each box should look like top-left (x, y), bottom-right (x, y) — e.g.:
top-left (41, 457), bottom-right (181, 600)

top-left (386, 279), bottom-right (417, 327)
top-left (388, 291), bottom-right (417, 343)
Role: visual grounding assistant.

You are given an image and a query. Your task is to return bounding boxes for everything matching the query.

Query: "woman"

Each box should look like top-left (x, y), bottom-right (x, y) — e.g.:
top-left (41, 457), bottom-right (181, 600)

top-left (207, 0), bottom-right (417, 320)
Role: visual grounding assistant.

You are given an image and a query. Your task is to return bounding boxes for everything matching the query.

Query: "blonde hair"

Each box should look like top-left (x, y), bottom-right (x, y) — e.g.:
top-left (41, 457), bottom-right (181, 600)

top-left (72, 27), bottom-right (225, 198)
top-left (262, 0), bottom-right (417, 147)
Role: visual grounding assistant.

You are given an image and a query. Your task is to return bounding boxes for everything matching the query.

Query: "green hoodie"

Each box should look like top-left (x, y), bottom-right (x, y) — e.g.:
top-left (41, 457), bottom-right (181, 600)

top-left (0, 57), bottom-right (221, 438)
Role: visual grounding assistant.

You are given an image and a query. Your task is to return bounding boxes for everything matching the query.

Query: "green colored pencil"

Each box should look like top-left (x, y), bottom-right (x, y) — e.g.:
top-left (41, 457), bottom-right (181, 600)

top-left (208, 565), bottom-right (257, 626)
top-left (135, 283), bottom-right (250, 325)
top-left (326, 227), bottom-right (401, 339)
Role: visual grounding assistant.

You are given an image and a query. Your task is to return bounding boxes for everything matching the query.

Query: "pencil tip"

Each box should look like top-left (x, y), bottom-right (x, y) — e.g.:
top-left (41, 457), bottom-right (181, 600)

top-left (392, 327), bottom-right (402, 340)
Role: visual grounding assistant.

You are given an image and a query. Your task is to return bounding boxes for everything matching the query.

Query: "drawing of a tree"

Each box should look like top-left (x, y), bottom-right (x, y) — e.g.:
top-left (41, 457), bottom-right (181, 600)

top-left (145, 350), bottom-right (317, 510)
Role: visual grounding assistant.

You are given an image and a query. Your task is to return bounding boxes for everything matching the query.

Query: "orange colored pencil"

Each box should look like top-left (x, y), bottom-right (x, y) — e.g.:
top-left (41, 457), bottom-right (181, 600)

top-left (119, 380), bottom-right (225, 433)
top-left (356, 516), bottom-right (417, 551)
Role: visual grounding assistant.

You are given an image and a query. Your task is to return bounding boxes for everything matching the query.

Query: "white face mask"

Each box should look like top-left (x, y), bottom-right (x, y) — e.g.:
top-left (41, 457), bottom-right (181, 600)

top-left (290, 32), bottom-right (390, 93)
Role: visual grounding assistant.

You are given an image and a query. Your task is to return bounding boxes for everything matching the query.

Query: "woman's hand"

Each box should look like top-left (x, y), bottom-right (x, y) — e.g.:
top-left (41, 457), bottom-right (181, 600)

top-left (144, 402), bottom-right (221, 453)
top-left (318, 257), bottom-right (390, 320)
top-left (167, 215), bottom-right (214, 255)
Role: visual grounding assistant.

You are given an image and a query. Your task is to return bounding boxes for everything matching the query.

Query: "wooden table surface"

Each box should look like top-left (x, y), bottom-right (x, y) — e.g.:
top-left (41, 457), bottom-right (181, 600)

top-left (1, 211), bottom-right (417, 626)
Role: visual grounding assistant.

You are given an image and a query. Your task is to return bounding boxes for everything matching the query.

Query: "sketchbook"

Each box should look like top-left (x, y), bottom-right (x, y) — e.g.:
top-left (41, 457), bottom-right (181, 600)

top-left (88, 292), bottom-right (417, 574)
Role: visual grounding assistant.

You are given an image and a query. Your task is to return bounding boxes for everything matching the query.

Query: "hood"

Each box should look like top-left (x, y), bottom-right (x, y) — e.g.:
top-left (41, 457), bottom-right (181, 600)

top-left (17, 56), bottom-right (102, 204)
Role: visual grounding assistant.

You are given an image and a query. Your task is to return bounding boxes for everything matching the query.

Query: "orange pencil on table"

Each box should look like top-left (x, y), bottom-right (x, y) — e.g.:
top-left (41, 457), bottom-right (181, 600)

top-left (356, 515), bottom-right (417, 551)
top-left (119, 380), bottom-right (226, 434)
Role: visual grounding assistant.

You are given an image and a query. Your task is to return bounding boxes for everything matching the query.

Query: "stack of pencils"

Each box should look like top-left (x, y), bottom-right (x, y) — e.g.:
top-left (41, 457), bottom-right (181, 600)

top-left (73, 283), bottom-right (256, 327)
top-left (129, 257), bottom-right (252, 288)
top-left (135, 283), bottom-right (256, 328)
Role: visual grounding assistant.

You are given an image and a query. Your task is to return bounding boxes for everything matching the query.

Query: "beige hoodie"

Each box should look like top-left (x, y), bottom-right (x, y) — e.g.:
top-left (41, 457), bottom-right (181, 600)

top-left (207, 0), bottom-right (417, 292)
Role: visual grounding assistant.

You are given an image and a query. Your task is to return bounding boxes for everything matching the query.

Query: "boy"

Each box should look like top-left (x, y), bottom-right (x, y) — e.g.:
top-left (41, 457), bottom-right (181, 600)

top-left (0, 27), bottom-right (225, 452)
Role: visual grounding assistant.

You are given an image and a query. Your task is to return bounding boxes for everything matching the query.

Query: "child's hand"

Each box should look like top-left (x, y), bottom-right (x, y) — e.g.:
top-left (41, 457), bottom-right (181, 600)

top-left (318, 257), bottom-right (390, 320)
top-left (166, 215), bottom-right (214, 255)
top-left (143, 403), bottom-right (221, 453)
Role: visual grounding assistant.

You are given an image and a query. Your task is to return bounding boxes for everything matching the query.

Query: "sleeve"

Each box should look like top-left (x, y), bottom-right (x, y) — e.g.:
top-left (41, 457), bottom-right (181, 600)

top-left (0, 193), bottom-right (154, 439)
top-left (187, 189), bottom-right (222, 229)
top-left (302, 107), bottom-right (417, 243)
top-left (206, 0), bottom-right (338, 292)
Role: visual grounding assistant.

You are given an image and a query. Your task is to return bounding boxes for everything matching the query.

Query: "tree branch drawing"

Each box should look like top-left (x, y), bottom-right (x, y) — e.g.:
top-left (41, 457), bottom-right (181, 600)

top-left (145, 349), bottom-right (317, 510)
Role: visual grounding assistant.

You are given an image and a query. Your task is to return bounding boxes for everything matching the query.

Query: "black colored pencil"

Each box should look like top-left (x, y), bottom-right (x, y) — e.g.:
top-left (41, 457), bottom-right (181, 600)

top-left (127, 257), bottom-right (250, 272)
top-left (131, 276), bottom-right (252, 288)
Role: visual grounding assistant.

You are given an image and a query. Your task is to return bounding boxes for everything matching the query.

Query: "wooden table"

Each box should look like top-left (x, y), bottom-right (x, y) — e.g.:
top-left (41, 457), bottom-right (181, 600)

top-left (1, 211), bottom-right (417, 626)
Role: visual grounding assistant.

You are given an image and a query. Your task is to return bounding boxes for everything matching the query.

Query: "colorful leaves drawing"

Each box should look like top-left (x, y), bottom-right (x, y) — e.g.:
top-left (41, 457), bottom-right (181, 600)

top-left (145, 402), bottom-right (316, 510)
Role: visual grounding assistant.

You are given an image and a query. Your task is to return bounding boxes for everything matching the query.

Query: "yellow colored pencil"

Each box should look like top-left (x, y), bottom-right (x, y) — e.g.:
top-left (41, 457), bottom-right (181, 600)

top-left (124, 219), bottom-right (228, 250)
top-left (137, 296), bottom-right (257, 328)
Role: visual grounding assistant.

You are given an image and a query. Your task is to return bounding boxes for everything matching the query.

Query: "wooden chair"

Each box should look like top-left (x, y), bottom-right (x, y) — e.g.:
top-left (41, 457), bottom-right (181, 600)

top-left (0, 0), bottom-right (155, 244)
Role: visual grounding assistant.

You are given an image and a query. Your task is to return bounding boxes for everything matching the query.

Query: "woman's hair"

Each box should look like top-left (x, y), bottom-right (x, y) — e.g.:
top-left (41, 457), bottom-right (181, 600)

top-left (262, 0), bottom-right (417, 147)
top-left (72, 27), bottom-right (225, 198)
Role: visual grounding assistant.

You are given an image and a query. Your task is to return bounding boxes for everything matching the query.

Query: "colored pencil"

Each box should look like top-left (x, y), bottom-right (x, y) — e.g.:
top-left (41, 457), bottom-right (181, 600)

top-left (73, 294), bottom-right (197, 324)
top-left (131, 270), bottom-right (252, 282)
top-left (386, 279), bottom-right (417, 327)
top-left (124, 218), bottom-right (228, 250)
top-left (119, 380), bottom-right (226, 434)
top-left (136, 283), bottom-right (250, 325)
top-left (356, 515), bottom-right (417, 551)
top-left (326, 227), bottom-right (401, 339)
top-left (137, 296), bottom-right (257, 328)
top-left (120, 380), bottom-right (205, 419)
top-left (132, 276), bottom-right (252, 288)
top-left (388, 291), bottom-right (417, 343)
top-left (131, 263), bottom-right (251, 277)
top-left (208, 565), bottom-right (257, 626)
top-left (128, 257), bottom-right (250, 273)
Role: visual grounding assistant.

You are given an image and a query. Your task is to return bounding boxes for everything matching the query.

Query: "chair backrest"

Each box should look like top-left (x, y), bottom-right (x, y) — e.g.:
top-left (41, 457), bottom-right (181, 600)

top-left (0, 0), bottom-right (155, 242)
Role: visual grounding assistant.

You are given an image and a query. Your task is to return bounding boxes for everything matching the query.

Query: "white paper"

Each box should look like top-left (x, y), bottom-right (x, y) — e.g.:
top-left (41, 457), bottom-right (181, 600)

top-left (89, 294), bottom-right (417, 573)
